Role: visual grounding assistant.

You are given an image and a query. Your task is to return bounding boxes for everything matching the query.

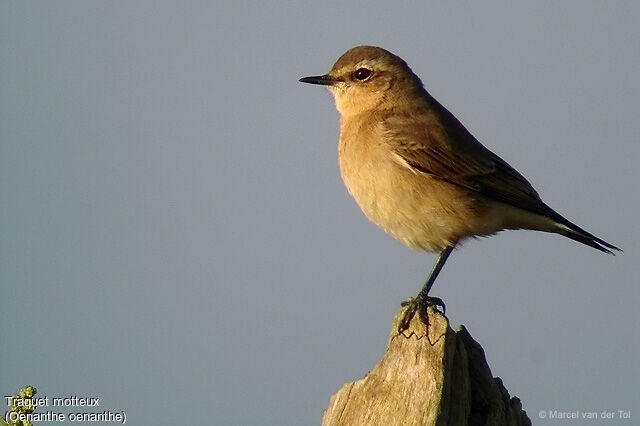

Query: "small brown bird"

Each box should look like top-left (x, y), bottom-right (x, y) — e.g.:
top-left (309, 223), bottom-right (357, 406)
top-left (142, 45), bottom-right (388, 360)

top-left (299, 46), bottom-right (620, 324)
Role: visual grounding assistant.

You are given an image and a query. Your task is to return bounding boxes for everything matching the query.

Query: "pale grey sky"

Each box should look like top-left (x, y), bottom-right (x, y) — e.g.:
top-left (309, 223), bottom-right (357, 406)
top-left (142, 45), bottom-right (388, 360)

top-left (1, 2), bottom-right (638, 425)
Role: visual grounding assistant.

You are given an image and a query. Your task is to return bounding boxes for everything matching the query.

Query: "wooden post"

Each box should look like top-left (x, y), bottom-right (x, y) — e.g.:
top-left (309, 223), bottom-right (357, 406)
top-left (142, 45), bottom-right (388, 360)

top-left (322, 306), bottom-right (531, 426)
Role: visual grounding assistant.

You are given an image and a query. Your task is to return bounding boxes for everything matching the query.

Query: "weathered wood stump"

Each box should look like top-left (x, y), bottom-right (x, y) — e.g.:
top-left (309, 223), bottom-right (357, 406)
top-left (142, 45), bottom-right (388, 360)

top-left (322, 306), bottom-right (531, 426)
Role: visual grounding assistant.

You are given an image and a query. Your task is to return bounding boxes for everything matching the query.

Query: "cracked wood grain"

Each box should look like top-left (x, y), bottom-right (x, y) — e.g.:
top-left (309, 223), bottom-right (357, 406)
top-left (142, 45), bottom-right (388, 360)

top-left (322, 306), bottom-right (531, 426)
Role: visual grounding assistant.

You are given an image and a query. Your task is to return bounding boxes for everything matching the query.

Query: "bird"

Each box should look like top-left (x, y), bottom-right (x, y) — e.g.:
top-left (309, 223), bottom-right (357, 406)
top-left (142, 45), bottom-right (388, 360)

top-left (299, 45), bottom-right (620, 327)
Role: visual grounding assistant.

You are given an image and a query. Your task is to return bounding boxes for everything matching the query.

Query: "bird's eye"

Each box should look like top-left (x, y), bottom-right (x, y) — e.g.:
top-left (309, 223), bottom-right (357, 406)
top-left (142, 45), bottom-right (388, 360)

top-left (353, 68), bottom-right (373, 81)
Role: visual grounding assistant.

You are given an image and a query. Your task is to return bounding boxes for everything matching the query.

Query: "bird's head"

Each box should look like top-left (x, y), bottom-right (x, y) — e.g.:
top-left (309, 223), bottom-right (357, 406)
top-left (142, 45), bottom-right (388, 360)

top-left (300, 46), bottom-right (424, 117)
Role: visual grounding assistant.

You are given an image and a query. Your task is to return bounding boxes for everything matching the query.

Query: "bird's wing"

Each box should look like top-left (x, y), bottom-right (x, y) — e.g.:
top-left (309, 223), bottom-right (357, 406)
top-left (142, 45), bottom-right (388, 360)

top-left (381, 108), bottom-right (552, 217)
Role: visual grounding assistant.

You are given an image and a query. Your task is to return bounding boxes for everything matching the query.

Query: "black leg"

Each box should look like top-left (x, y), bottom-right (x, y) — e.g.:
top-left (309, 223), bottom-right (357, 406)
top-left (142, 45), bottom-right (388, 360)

top-left (399, 245), bottom-right (454, 333)
top-left (417, 245), bottom-right (454, 301)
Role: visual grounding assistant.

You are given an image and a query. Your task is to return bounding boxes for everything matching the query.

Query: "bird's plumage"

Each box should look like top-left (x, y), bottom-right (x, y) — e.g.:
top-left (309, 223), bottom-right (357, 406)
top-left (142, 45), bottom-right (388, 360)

top-left (301, 45), bottom-right (620, 264)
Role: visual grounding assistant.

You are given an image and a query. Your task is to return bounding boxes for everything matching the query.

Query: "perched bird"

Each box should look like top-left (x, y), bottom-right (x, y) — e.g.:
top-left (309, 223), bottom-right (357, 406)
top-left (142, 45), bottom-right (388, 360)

top-left (299, 46), bottom-right (620, 325)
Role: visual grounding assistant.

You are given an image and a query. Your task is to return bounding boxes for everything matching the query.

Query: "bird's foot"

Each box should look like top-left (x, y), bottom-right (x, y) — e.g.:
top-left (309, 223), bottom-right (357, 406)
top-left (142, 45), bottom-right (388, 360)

top-left (398, 295), bottom-right (446, 334)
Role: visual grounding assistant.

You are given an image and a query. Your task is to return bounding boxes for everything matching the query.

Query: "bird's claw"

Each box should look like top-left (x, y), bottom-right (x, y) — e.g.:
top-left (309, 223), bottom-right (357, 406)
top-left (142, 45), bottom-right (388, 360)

top-left (398, 295), bottom-right (446, 333)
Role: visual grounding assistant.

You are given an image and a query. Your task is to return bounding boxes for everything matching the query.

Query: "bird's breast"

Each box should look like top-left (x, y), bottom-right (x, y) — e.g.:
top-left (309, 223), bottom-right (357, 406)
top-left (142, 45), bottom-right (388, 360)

top-left (337, 118), bottom-right (495, 251)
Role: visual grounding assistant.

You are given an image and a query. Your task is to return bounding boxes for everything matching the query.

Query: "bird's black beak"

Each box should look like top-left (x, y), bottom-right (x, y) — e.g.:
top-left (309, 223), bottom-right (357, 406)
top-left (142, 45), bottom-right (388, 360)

top-left (299, 74), bottom-right (335, 86)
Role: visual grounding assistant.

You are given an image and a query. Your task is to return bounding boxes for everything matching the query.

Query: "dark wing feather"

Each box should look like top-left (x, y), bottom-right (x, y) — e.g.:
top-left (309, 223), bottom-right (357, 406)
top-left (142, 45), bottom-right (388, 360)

top-left (381, 99), bottom-right (621, 254)
top-left (381, 103), bottom-right (554, 218)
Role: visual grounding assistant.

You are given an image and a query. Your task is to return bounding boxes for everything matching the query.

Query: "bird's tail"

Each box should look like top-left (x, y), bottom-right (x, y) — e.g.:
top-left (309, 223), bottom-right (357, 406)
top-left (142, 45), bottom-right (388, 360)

top-left (552, 214), bottom-right (622, 255)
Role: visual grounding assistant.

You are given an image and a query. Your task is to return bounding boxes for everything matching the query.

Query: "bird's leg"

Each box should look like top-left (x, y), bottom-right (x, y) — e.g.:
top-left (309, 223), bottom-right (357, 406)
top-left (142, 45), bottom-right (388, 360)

top-left (417, 245), bottom-right (454, 308)
top-left (399, 246), bottom-right (454, 332)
